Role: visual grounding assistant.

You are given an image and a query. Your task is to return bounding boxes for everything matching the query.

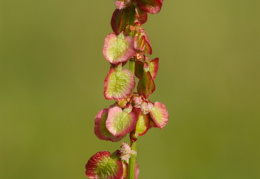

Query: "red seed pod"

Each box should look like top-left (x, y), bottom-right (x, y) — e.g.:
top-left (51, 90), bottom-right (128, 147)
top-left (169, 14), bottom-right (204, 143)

top-left (136, 0), bottom-right (163, 14)
top-left (85, 151), bottom-right (124, 179)
top-left (149, 102), bottom-right (169, 129)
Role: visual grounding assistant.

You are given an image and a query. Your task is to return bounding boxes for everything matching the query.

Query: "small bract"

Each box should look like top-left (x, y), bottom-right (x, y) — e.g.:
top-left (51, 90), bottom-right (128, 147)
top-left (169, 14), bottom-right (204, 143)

top-left (134, 61), bottom-right (144, 79)
top-left (135, 7), bottom-right (148, 24)
top-left (148, 58), bottom-right (159, 79)
top-left (134, 112), bottom-right (150, 136)
top-left (111, 6), bottom-right (135, 34)
top-left (137, 71), bottom-right (155, 98)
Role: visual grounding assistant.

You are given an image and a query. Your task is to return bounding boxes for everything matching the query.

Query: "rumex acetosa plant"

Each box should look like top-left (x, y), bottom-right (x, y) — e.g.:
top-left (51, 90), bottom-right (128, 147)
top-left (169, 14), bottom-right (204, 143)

top-left (85, 0), bottom-right (168, 178)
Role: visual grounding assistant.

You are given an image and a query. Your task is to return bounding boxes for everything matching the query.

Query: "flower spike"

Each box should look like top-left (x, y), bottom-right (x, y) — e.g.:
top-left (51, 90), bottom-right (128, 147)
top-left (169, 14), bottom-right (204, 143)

top-left (86, 0), bottom-right (168, 178)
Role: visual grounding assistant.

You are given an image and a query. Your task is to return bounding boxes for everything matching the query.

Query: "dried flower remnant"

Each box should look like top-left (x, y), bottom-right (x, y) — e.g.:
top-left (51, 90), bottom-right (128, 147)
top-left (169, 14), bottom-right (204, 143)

top-left (120, 143), bottom-right (137, 163)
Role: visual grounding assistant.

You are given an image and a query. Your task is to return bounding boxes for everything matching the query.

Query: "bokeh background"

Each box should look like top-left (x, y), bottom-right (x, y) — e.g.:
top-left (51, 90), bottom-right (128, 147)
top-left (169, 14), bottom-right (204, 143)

top-left (1, 0), bottom-right (260, 178)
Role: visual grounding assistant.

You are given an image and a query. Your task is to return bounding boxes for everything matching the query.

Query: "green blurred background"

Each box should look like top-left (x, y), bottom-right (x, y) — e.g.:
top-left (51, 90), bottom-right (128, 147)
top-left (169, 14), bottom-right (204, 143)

top-left (1, 0), bottom-right (260, 178)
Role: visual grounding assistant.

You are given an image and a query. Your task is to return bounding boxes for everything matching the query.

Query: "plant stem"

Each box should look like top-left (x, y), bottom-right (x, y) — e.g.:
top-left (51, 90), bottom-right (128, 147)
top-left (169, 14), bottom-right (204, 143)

top-left (128, 58), bottom-right (136, 179)
top-left (129, 58), bottom-right (135, 74)
top-left (128, 141), bottom-right (137, 179)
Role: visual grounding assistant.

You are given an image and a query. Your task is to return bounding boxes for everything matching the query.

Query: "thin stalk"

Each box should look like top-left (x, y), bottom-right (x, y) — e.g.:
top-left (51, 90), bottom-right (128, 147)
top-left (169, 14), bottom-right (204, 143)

top-left (128, 142), bottom-right (137, 179)
top-left (129, 58), bottom-right (135, 74)
top-left (128, 58), bottom-right (136, 179)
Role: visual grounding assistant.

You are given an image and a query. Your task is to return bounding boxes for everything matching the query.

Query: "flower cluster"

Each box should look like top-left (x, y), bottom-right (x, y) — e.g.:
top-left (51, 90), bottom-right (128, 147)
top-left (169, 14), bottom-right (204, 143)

top-left (85, 1), bottom-right (167, 178)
